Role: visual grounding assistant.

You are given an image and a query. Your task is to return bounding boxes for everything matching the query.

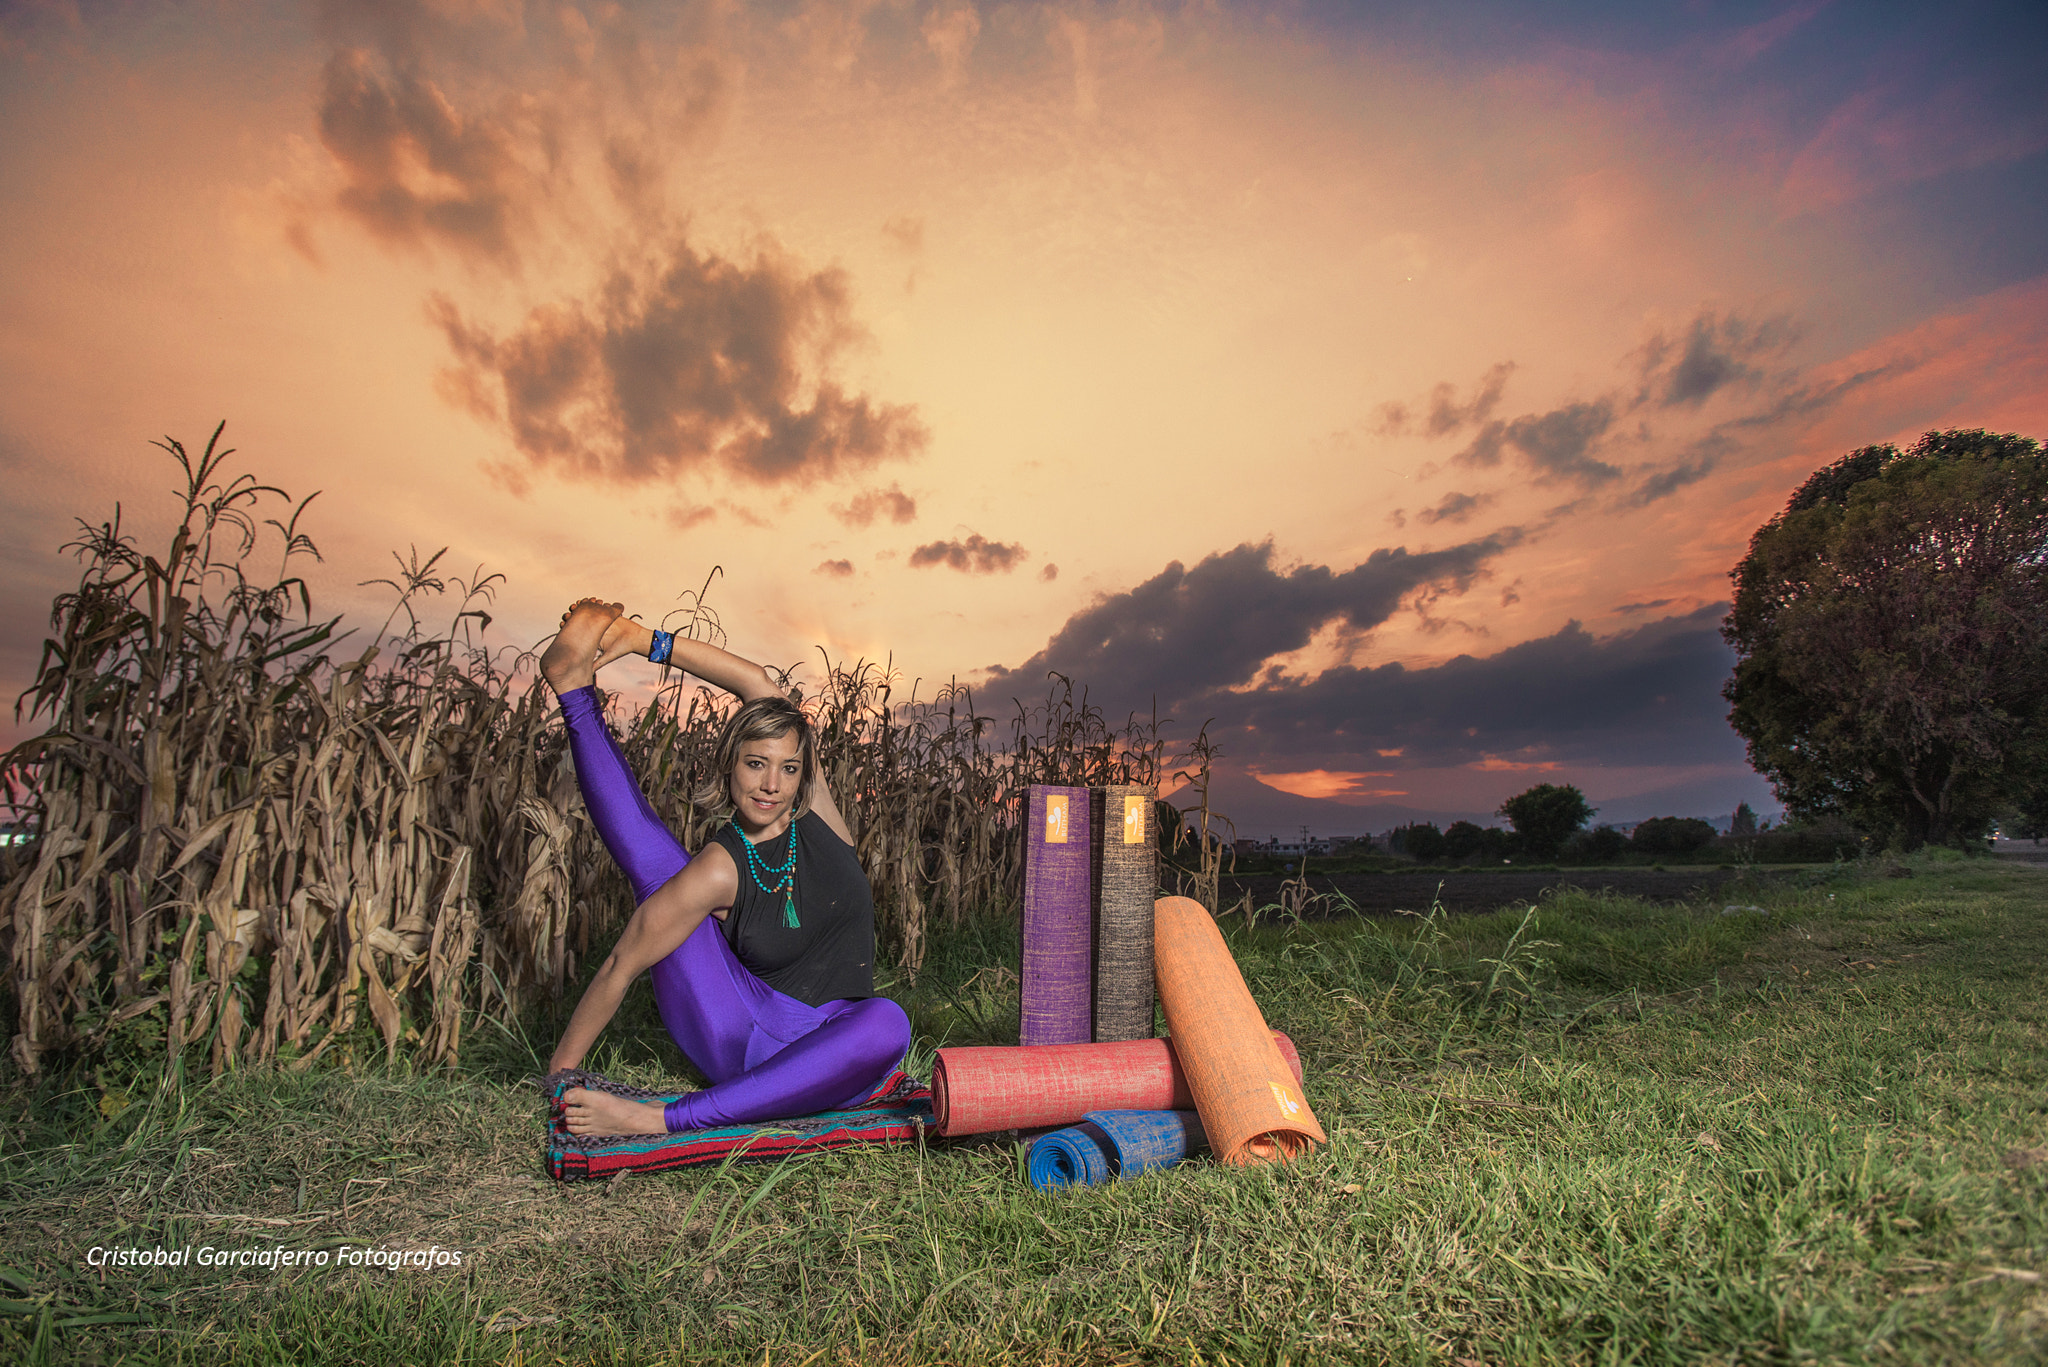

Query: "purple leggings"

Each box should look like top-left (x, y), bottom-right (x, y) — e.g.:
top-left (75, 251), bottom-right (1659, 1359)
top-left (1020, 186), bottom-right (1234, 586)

top-left (559, 686), bottom-right (910, 1131)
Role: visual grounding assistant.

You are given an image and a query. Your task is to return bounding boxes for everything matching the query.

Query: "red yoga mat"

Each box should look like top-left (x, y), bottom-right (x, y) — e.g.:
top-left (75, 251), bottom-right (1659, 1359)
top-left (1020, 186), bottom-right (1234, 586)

top-left (931, 1031), bottom-right (1304, 1137)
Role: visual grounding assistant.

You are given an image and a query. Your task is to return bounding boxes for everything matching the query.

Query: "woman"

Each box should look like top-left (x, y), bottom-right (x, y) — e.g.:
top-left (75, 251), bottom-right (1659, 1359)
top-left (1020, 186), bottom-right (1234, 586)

top-left (540, 599), bottom-right (911, 1137)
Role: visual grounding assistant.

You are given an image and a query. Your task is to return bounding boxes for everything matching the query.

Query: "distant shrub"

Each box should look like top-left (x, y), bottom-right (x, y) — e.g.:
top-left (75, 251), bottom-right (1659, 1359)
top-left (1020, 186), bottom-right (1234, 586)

top-left (1629, 816), bottom-right (1718, 855)
top-left (1565, 824), bottom-right (1627, 862)
top-left (1746, 815), bottom-right (1865, 862)
top-left (1391, 822), bottom-right (1445, 860)
top-left (1444, 820), bottom-right (1512, 862)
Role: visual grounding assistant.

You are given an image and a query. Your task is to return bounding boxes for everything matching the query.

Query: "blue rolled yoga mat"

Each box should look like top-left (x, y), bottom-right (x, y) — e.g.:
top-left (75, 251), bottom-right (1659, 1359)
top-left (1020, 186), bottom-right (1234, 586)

top-left (1089, 1109), bottom-right (1207, 1176)
top-left (1021, 784), bottom-right (1093, 1046)
top-left (1026, 1120), bottom-right (1115, 1189)
top-left (1025, 1109), bottom-right (1208, 1190)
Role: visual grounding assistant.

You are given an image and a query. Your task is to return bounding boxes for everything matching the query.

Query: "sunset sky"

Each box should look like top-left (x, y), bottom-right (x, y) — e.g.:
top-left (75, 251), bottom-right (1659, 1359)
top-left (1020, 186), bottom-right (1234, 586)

top-left (3, 0), bottom-right (2044, 832)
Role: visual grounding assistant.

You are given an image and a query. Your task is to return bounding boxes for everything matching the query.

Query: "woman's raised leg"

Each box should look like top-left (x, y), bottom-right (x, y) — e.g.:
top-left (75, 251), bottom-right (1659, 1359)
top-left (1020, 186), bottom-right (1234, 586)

top-left (556, 684), bottom-right (690, 904)
top-left (554, 681), bottom-right (761, 1079)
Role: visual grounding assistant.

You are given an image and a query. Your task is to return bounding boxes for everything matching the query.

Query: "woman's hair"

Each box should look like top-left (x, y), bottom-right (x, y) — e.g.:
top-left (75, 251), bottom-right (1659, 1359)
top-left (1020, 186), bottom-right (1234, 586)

top-left (692, 695), bottom-right (817, 821)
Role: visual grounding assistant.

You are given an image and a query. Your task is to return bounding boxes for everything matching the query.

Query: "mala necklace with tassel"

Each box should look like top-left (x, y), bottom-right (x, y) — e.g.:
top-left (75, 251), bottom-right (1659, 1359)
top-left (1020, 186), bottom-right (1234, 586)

top-left (734, 821), bottom-right (801, 928)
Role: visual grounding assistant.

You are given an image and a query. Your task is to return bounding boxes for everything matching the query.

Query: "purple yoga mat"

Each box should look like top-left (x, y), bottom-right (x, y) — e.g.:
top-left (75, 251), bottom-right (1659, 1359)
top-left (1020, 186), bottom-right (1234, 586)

top-left (1021, 784), bottom-right (1093, 1046)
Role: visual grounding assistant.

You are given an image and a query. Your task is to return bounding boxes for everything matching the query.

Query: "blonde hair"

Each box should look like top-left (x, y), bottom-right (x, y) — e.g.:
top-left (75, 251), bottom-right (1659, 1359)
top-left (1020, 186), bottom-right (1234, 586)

top-left (692, 696), bottom-right (817, 821)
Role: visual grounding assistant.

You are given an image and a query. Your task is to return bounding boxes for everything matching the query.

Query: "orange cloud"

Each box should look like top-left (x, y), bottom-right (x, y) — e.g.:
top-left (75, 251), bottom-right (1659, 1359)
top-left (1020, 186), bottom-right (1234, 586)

top-left (1248, 768), bottom-right (1405, 800)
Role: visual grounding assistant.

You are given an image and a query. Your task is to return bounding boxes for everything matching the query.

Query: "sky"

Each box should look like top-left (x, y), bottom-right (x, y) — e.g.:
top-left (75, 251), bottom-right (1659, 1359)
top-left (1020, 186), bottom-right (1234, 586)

top-left (2, 0), bottom-right (2044, 833)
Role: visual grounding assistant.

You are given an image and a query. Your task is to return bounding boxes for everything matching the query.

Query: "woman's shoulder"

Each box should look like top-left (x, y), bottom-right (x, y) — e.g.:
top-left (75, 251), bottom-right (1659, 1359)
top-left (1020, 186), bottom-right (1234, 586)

top-left (798, 809), bottom-right (856, 852)
top-left (684, 836), bottom-right (741, 890)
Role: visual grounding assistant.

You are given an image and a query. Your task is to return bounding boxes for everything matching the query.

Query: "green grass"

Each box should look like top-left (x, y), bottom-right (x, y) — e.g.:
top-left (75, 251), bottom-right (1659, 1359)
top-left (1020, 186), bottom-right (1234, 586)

top-left (2, 856), bottom-right (2043, 1365)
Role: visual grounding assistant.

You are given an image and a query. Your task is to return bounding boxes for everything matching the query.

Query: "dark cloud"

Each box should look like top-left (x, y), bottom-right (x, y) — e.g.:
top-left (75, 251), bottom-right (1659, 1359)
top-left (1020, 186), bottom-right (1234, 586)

top-left (1504, 402), bottom-right (1620, 483)
top-left (1455, 401), bottom-right (1619, 485)
top-left (909, 534), bottom-right (1027, 574)
top-left (831, 483), bottom-right (918, 527)
top-left (1626, 454), bottom-right (1719, 506)
top-left (431, 236), bottom-right (927, 487)
top-left (1374, 363), bottom-right (1511, 439)
top-left (1454, 421), bottom-right (1508, 467)
top-left (1635, 312), bottom-right (1798, 409)
top-left (310, 1), bottom-right (734, 259)
top-left (978, 533), bottom-right (1521, 712)
top-left (1040, 563), bottom-right (1059, 581)
top-left (1427, 362), bottom-right (1514, 436)
top-left (969, 556), bottom-right (1742, 778)
top-left (1210, 605), bottom-right (1741, 772)
top-left (310, 6), bottom-right (909, 497)
top-left (1719, 359), bottom-right (1905, 432)
top-left (604, 135), bottom-right (662, 212)
top-left (1615, 598), bottom-right (1677, 614)
top-left (1393, 315), bottom-right (1821, 501)
top-left (1417, 490), bottom-right (1495, 525)
top-left (316, 49), bottom-right (535, 265)
top-left (1662, 324), bottom-right (1749, 406)
top-left (815, 558), bottom-right (854, 577)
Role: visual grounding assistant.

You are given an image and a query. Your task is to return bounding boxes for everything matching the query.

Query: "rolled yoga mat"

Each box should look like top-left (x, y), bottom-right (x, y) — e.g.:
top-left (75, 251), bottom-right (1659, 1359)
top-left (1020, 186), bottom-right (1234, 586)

top-left (932, 1031), bottom-right (1303, 1137)
top-left (1154, 895), bottom-right (1326, 1165)
top-left (1025, 1120), bottom-right (1115, 1189)
top-left (1090, 785), bottom-right (1158, 1043)
top-left (1026, 1109), bottom-right (1211, 1190)
top-left (1021, 784), bottom-right (1092, 1046)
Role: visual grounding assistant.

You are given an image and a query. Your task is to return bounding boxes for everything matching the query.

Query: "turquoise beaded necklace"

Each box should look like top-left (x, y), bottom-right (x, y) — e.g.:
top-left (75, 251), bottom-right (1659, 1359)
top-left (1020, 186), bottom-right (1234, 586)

top-left (732, 820), bottom-right (800, 929)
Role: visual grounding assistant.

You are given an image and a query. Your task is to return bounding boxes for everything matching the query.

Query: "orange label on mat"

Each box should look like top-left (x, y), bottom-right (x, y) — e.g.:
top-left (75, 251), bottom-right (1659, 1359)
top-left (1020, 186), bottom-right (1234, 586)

top-left (1044, 794), bottom-right (1068, 843)
top-left (1269, 1082), bottom-right (1302, 1118)
top-left (1123, 795), bottom-right (1146, 844)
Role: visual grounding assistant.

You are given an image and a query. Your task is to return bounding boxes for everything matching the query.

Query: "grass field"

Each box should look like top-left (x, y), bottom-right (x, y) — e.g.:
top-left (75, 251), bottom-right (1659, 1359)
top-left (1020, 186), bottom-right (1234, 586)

top-left (2, 855), bottom-right (2043, 1365)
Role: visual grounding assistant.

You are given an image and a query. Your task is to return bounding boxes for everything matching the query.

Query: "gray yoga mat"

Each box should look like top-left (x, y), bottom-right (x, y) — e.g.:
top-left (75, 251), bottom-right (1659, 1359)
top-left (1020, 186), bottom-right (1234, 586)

top-left (1091, 784), bottom-right (1158, 1042)
top-left (1021, 784), bottom-right (1092, 1046)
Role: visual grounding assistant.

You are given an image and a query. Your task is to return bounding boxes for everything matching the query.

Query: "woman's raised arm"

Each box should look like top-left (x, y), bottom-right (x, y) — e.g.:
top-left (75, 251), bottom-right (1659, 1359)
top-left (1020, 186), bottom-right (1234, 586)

top-left (578, 604), bottom-right (782, 704)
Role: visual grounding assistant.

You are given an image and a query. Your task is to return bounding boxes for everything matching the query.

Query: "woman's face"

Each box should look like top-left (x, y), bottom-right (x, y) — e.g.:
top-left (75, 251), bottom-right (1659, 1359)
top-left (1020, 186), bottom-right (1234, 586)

top-left (729, 729), bottom-right (804, 833)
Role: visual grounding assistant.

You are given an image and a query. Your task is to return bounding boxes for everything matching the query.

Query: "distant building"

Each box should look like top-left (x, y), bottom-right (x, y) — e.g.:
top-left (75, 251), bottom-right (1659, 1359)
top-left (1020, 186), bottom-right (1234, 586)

top-left (1236, 835), bottom-right (1363, 857)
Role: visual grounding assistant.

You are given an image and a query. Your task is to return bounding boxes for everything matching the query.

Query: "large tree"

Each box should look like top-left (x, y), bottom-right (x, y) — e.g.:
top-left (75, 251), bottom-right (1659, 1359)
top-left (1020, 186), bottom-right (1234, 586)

top-left (1723, 429), bottom-right (2048, 848)
top-left (1498, 783), bottom-right (1594, 860)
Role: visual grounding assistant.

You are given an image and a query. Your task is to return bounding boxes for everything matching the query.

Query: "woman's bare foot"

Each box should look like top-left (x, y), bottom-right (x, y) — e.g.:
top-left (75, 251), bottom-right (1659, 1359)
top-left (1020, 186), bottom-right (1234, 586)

top-left (561, 1086), bottom-right (672, 1137)
top-left (540, 599), bottom-right (623, 694)
top-left (594, 614), bottom-right (657, 670)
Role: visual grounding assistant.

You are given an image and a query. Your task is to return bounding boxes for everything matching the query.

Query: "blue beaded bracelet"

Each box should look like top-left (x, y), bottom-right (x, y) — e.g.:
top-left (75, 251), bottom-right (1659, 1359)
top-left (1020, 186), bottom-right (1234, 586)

top-left (649, 629), bottom-right (674, 664)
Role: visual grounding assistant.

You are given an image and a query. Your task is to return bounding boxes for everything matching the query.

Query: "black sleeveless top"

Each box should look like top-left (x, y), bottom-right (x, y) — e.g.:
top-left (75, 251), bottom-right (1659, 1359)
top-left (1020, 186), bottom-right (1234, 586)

top-left (710, 812), bottom-right (876, 1007)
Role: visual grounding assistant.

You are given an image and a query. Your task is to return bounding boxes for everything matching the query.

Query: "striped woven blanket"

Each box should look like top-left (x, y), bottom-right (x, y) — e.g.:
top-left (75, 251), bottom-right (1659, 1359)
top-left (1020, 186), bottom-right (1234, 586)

top-left (543, 1068), bottom-right (933, 1181)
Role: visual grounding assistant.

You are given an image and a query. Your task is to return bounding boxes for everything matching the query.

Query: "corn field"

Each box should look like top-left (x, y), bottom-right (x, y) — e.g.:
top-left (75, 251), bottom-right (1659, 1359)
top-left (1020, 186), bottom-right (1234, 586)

top-left (0, 428), bottom-right (1225, 1078)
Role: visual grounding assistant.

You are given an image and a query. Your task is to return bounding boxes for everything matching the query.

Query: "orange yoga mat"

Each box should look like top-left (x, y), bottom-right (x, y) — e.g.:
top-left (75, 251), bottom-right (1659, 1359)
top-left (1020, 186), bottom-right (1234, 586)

top-left (932, 1032), bottom-right (1303, 1138)
top-left (1154, 895), bottom-right (1326, 1165)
